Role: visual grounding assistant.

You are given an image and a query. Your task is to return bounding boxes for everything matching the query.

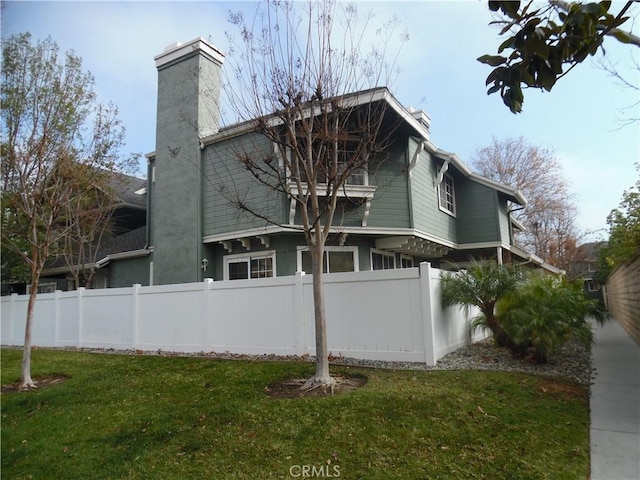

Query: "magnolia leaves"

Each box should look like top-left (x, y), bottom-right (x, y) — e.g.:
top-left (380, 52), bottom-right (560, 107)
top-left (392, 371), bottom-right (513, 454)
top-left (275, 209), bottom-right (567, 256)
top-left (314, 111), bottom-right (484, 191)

top-left (479, 1), bottom-right (634, 113)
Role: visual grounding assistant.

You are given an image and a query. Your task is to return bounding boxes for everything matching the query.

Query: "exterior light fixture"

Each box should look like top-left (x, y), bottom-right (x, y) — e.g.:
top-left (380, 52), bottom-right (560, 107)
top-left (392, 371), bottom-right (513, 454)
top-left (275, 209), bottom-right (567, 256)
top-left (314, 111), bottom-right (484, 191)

top-left (201, 258), bottom-right (209, 271)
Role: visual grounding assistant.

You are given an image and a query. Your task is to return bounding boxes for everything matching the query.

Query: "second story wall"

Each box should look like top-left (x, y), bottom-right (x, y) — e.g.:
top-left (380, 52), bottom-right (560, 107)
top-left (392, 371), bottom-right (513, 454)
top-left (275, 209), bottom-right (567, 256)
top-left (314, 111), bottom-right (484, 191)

top-left (203, 132), bottom-right (286, 237)
top-left (365, 139), bottom-right (411, 229)
top-left (410, 141), bottom-right (457, 243)
top-left (456, 179), bottom-right (501, 245)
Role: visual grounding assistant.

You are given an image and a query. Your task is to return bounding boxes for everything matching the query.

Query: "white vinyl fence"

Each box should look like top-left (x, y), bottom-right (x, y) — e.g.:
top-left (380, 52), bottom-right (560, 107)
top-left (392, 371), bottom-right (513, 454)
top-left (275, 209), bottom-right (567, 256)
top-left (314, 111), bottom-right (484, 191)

top-left (1, 263), bottom-right (485, 365)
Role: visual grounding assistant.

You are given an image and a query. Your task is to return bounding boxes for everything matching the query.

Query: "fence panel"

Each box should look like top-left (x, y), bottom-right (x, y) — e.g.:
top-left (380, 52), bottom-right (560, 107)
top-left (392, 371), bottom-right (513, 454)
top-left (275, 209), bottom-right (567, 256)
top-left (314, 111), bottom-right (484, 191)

top-left (1, 263), bottom-right (480, 364)
top-left (81, 288), bottom-right (134, 349)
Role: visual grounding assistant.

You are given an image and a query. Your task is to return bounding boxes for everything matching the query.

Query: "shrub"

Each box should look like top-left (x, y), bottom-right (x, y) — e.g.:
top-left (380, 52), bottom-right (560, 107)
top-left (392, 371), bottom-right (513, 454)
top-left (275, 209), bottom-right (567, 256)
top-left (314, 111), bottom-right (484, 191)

top-left (497, 274), bottom-right (607, 363)
top-left (440, 261), bottom-right (520, 347)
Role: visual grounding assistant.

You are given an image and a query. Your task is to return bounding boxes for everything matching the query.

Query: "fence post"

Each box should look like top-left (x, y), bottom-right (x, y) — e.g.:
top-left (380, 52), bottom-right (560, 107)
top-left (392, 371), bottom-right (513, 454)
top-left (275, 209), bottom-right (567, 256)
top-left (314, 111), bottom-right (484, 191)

top-left (203, 278), bottom-right (214, 352)
top-left (419, 262), bottom-right (437, 366)
top-left (77, 287), bottom-right (85, 348)
top-left (9, 293), bottom-right (17, 344)
top-left (294, 271), bottom-right (306, 356)
top-left (131, 284), bottom-right (141, 350)
top-left (54, 290), bottom-right (61, 346)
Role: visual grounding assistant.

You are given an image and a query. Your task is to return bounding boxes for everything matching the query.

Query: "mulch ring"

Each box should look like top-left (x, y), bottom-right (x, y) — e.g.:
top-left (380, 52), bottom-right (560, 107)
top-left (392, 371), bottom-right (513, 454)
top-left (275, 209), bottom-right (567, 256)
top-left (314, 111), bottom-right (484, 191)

top-left (1, 374), bottom-right (70, 393)
top-left (265, 374), bottom-right (368, 399)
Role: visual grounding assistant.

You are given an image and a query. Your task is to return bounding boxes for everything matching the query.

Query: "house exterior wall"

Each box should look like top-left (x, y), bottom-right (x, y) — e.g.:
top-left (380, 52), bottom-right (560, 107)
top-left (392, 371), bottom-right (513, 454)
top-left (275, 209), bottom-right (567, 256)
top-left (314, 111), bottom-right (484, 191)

top-left (108, 256), bottom-right (150, 288)
top-left (202, 132), bottom-right (286, 237)
top-left (151, 39), bottom-right (223, 286)
top-left (409, 148), bottom-right (456, 242)
top-left (456, 180), bottom-right (501, 244)
top-left (365, 140), bottom-right (411, 229)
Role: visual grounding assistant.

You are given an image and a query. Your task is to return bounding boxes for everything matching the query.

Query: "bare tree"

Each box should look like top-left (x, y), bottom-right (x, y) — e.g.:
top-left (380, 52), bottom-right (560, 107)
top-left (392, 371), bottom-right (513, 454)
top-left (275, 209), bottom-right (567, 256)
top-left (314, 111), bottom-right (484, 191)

top-left (471, 136), bottom-right (580, 271)
top-left (219, 0), bottom-right (407, 390)
top-left (1, 33), bottom-right (130, 389)
top-left (58, 166), bottom-right (117, 289)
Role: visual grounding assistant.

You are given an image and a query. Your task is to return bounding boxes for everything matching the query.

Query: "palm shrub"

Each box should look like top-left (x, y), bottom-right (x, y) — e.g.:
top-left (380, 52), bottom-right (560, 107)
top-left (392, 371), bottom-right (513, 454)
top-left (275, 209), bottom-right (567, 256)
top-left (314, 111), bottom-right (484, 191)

top-left (440, 261), bottom-right (520, 348)
top-left (497, 274), bottom-right (608, 363)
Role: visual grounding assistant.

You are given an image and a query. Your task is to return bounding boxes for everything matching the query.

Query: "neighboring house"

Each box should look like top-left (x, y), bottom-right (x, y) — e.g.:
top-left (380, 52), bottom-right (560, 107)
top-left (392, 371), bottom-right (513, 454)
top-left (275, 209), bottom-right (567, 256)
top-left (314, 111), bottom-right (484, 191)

top-left (36, 172), bottom-right (150, 291)
top-left (570, 242), bottom-right (606, 300)
top-left (141, 37), bottom-right (558, 285)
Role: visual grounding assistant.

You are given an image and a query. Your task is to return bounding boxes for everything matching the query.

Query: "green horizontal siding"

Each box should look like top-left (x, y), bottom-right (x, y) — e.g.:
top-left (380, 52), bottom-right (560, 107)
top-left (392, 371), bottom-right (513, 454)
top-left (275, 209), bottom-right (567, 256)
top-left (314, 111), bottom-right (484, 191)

top-left (203, 133), bottom-right (285, 237)
top-left (410, 148), bottom-right (456, 242)
top-left (365, 142), bottom-right (411, 229)
top-left (456, 179), bottom-right (501, 244)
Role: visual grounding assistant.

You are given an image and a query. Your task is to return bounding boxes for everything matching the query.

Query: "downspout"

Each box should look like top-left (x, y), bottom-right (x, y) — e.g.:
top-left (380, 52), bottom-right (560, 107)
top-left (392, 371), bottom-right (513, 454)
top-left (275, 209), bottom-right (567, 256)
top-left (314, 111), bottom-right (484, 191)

top-left (198, 140), bottom-right (206, 282)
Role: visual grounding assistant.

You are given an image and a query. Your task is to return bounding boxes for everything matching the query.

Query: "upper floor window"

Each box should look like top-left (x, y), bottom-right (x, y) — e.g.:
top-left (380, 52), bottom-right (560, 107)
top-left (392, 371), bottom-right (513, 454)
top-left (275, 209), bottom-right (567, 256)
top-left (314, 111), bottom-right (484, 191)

top-left (438, 174), bottom-right (456, 216)
top-left (291, 139), bottom-right (369, 187)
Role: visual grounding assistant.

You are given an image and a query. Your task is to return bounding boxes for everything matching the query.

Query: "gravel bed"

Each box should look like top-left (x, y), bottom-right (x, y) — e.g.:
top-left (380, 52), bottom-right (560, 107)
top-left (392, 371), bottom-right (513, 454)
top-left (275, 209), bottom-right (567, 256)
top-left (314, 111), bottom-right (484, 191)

top-left (334, 336), bottom-right (593, 385)
top-left (9, 335), bottom-right (593, 386)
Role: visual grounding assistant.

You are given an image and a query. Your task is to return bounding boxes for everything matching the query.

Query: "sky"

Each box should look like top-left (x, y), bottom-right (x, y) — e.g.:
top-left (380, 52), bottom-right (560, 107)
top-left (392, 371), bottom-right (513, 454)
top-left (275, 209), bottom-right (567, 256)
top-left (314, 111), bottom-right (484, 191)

top-left (2, 0), bottom-right (639, 242)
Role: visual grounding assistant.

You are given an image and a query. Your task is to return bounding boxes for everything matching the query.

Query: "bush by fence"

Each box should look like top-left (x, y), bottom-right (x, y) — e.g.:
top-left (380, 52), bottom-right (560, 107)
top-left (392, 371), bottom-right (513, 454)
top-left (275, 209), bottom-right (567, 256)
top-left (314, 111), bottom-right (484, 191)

top-left (1, 263), bottom-right (485, 365)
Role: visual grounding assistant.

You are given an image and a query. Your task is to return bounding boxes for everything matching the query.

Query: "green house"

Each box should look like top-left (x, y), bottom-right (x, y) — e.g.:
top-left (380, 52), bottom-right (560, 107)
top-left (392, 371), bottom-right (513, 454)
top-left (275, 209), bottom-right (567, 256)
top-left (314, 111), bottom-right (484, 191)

top-left (138, 37), bottom-right (558, 286)
top-left (34, 36), bottom-right (558, 291)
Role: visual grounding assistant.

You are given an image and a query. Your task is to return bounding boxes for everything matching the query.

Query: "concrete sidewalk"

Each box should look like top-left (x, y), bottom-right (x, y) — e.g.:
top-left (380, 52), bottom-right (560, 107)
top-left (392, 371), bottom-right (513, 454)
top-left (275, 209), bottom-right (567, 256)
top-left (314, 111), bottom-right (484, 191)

top-left (590, 319), bottom-right (640, 480)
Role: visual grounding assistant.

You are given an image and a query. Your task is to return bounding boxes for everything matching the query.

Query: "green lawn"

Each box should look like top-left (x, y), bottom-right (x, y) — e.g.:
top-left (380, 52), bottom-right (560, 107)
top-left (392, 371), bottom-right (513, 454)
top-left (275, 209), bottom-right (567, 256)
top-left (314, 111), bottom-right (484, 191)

top-left (1, 348), bottom-right (589, 479)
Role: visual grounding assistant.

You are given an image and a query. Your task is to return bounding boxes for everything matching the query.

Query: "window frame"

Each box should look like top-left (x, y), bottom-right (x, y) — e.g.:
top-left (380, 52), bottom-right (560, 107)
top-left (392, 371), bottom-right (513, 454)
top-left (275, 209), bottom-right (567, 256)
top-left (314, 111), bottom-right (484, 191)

top-left (437, 173), bottom-right (456, 217)
top-left (370, 248), bottom-right (396, 271)
top-left (296, 246), bottom-right (359, 274)
top-left (223, 250), bottom-right (277, 281)
top-left (284, 140), bottom-right (375, 197)
top-left (399, 254), bottom-right (415, 268)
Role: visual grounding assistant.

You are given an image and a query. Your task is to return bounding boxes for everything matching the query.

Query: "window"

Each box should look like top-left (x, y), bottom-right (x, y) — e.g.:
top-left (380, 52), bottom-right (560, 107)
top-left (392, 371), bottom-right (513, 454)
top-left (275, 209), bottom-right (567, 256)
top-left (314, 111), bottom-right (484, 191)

top-left (400, 255), bottom-right (414, 268)
top-left (438, 174), bottom-right (456, 216)
top-left (224, 252), bottom-right (276, 280)
top-left (26, 282), bottom-right (57, 294)
top-left (586, 280), bottom-right (600, 292)
top-left (293, 139), bottom-right (368, 186)
top-left (297, 246), bottom-right (358, 274)
top-left (371, 250), bottom-right (395, 270)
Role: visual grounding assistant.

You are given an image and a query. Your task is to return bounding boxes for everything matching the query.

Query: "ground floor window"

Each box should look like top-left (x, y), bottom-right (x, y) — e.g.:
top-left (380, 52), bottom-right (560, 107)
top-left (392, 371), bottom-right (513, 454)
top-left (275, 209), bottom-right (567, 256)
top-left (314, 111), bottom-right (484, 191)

top-left (371, 250), bottom-right (415, 270)
top-left (297, 246), bottom-right (359, 274)
top-left (224, 251), bottom-right (276, 280)
top-left (400, 255), bottom-right (414, 268)
top-left (586, 279), bottom-right (600, 292)
top-left (371, 249), bottom-right (395, 270)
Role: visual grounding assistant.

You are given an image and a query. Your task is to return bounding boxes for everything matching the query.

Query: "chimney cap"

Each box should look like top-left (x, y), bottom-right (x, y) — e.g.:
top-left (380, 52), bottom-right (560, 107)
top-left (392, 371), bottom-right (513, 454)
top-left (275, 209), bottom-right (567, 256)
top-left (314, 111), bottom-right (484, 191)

top-left (154, 37), bottom-right (225, 69)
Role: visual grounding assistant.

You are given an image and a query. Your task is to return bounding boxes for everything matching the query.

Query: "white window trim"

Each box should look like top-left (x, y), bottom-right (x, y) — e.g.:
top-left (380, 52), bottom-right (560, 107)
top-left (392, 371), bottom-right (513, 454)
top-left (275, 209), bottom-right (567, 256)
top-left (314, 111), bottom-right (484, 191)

top-left (370, 248), bottom-right (395, 270)
top-left (437, 173), bottom-right (456, 217)
top-left (296, 246), bottom-right (359, 274)
top-left (284, 143), bottom-right (376, 198)
top-left (223, 250), bottom-right (276, 281)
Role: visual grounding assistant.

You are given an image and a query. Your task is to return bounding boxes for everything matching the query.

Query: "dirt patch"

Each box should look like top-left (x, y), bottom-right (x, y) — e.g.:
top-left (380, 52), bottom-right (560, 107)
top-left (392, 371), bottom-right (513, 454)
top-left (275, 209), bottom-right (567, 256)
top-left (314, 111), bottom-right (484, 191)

top-left (537, 377), bottom-right (588, 402)
top-left (265, 374), bottom-right (367, 398)
top-left (1, 374), bottom-right (70, 393)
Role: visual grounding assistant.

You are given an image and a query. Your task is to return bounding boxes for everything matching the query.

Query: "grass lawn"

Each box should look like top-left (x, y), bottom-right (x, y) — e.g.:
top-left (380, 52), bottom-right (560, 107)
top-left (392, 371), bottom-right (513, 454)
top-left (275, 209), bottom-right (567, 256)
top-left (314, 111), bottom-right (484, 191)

top-left (1, 348), bottom-right (589, 479)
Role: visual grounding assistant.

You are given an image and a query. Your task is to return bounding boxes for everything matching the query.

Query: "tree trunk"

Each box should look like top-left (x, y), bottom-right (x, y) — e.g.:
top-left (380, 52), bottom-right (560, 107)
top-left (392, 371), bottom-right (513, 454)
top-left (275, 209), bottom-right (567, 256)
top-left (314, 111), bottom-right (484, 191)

top-left (304, 242), bottom-right (336, 390)
top-left (20, 277), bottom-right (38, 389)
